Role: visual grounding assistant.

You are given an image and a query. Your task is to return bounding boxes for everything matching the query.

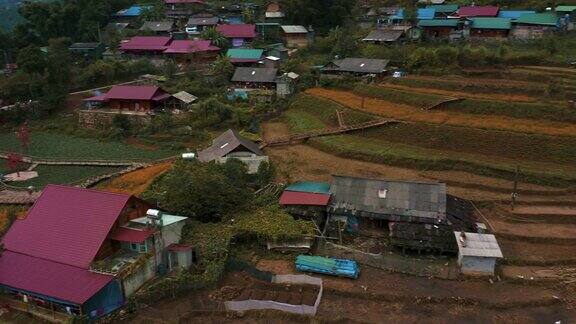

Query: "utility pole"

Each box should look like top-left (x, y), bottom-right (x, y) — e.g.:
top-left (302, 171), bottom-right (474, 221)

top-left (511, 165), bottom-right (520, 210)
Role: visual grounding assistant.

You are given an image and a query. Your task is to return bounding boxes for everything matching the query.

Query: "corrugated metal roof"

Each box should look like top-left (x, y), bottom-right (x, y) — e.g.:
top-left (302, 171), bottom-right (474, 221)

top-left (198, 129), bottom-right (264, 162)
top-left (497, 10), bottom-right (535, 19)
top-left (556, 5), bottom-right (576, 12)
top-left (329, 175), bottom-right (447, 220)
top-left (104, 85), bottom-right (170, 101)
top-left (323, 58), bottom-right (390, 74)
top-left (426, 4), bottom-right (459, 13)
top-left (281, 25), bottom-right (308, 34)
top-left (120, 36), bottom-right (172, 51)
top-left (164, 40), bottom-right (219, 54)
top-left (515, 12), bottom-right (559, 26)
top-left (471, 18), bottom-right (511, 30)
top-left (231, 67), bottom-right (278, 83)
top-left (216, 24), bottom-right (256, 38)
top-left (110, 227), bottom-right (154, 243)
top-left (392, 8), bottom-right (436, 20)
top-left (279, 191), bottom-right (331, 206)
top-left (362, 29), bottom-right (404, 42)
top-left (139, 21), bottom-right (175, 32)
top-left (1, 185), bottom-right (132, 269)
top-left (187, 16), bottom-right (219, 26)
top-left (172, 91), bottom-right (198, 103)
top-left (454, 232), bottom-right (503, 258)
top-left (286, 181), bottom-right (331, 194)
top-left (458, 6), bottom-right (499, 17)
top-left (226, 48), bottom-right (264, 59)
top-left (418, 19), bottom-right (459, 27)
top-left (0, 251), bottom-right (113, 305)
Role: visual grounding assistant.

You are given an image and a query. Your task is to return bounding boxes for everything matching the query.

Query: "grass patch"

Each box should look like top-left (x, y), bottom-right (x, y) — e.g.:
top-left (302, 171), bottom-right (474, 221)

top-left (284, 110), bottom-right (326, 132)
top-left (0, 132), bottom-right (174, 160)
top-left (11, 165), bottom-right (122, 189)
top-left (352, 85), bottom-right (445, 108)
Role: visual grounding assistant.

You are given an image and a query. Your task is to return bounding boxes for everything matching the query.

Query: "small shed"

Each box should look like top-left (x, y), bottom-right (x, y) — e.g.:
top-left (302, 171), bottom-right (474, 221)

top-left (418, 19), bottom-right (459, 38)
top-left (276, 72), bottom-right (299, 98)
top-left (511, 12), bottom-right (559, 39)
top-left (454, 231), bottom-right (503, 276)
top-left (470, 18), bottom-right (511, 38)
top-left (167, 244), bottom-right (194, 271)
top-left (281, 25), bottom-right (310, 48)
top-left (139, 21), bottom-right (177, 35)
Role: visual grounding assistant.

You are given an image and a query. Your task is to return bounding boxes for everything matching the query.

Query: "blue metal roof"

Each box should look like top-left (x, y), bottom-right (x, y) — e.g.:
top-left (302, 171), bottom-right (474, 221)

top-left (392, 8), bottom-right (436, 20)
top-left (497, 10), bottom-right (535, 19)
top-left (114, 5), bottom-right (150, 17)
top-left (286, 181), bottom-right (331, 194)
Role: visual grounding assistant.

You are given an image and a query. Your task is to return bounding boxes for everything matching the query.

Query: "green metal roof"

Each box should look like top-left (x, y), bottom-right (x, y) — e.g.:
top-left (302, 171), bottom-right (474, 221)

top-left (286, 181), bottom-right (331, 194)
top-left (556, 6), bottom-right (576, 12)
top-left (226, 48), bottom-right (264, 59)
top-left (426, 4), bottom-right (459, 13)
top-left (471, 18), bottom-right (512, 30)
top-left (417, 19), bottom-right (459, 27)
top-left (515, 12), bottom-right (559, 26)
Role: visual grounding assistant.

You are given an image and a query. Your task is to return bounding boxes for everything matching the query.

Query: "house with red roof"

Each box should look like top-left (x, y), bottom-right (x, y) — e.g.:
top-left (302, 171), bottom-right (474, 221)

top-left (457, 6), bottom-right (499, 18)
top-left (0, 185), bottom-right (190, 320)
top-left (216, 24), bottom-right (257, 47)
top-left (83, 85), bottom-right (174, 113)
top-left (119, 36), bottom-right (172, 55)
top-left (279, 181), bottom-right (332, 222)
top-left (163, 39), bottom-right (220, 62)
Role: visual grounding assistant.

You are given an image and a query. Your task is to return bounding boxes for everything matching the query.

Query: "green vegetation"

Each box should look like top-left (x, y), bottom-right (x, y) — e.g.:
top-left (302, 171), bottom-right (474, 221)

top-left (7, 165), bottom-right (121, 189)
top-left (0, 132), bottom-right (174, 160)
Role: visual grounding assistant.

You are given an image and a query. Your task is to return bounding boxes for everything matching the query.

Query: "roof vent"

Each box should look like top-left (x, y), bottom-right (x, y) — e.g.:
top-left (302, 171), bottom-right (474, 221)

top-left (360, 63), bottom-right (366, 67)
top-left (220, 142), bottom-right (229, 149)
top-left (251, 71), bottom-right (256, 75)
top-left (378, 189), bottom-right (387, 198)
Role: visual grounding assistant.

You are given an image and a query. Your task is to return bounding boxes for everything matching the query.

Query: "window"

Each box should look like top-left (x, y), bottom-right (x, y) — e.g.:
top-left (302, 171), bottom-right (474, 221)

top-left (378, 189), bottom-right (387, 198)
top-left (130, 242), bottom-right (148, 253)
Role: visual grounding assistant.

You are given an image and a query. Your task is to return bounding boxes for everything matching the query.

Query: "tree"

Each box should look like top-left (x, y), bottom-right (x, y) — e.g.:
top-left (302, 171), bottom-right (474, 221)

top-left (143, 160), bottom-right (254, 222)
top-left (16, 45), bottom-right (46, 75)
top-left (139, 0), bottom-right (165, 22)
top-left (5, 152), bottom-right (24, 177)
top-left (211, 55), bottom-right (234, 85)
top-left (201, 27), bottom-right (229, 48)
top-left (327, 26), bottom-right (357, 57)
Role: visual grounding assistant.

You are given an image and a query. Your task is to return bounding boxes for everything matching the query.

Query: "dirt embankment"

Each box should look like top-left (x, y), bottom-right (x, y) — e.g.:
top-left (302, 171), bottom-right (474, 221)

top-left (306, 88), bottom-right (576, 137)
top-left (380, 82), bottom-right (539, 102)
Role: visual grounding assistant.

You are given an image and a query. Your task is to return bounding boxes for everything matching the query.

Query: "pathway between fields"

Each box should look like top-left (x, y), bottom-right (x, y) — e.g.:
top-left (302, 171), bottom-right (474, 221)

top-left (306, 88), bottom-right (576, 137)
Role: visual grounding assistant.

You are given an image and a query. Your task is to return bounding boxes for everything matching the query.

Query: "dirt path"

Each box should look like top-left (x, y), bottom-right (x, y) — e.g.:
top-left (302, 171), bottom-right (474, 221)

top-left (306, 88), bottom-right (576, 137)
top-left (381, 82), bottom-right (539, 102)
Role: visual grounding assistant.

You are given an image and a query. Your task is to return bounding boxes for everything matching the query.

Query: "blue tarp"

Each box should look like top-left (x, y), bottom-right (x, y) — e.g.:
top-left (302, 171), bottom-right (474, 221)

top-left (83, 280), bottom-right (124, 318)
top-left (296, 255), bottom-right (359, 279)
top-left (286, 182), bottom-right (331, 194)
top-left (114, 5), bottom-right (150, 17)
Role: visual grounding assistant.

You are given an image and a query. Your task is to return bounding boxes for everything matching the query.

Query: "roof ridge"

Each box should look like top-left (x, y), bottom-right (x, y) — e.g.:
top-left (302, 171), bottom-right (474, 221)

top-left (45, 184), bottom-right (133, 199)
top-left (4, 249), bottom-right (112, 274)
top-left (331, 174), bottom-right (444, 186)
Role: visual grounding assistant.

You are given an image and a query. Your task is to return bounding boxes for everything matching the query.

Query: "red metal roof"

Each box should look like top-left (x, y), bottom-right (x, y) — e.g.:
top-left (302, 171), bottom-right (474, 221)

top-left (2, 185), bottom-right (132, 269)
top-left (458, 6), bottom-right (499, 17)
top-left (167, 243), bottom-right (192, 252)
top-left (119, 36), bottom-right (172, 51)
top-left (279, 191), bottom-right (331, 206)
top-left (216, 24), bottom-right (256, 38)
top-left (163, 40), bottom-right (220, 54)
top-left (105, 85), bottom-right (169, 101)
top-left (0, 251), bottom-right (113, 305)
top-left (111, 227), bottom-right (154, 243)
